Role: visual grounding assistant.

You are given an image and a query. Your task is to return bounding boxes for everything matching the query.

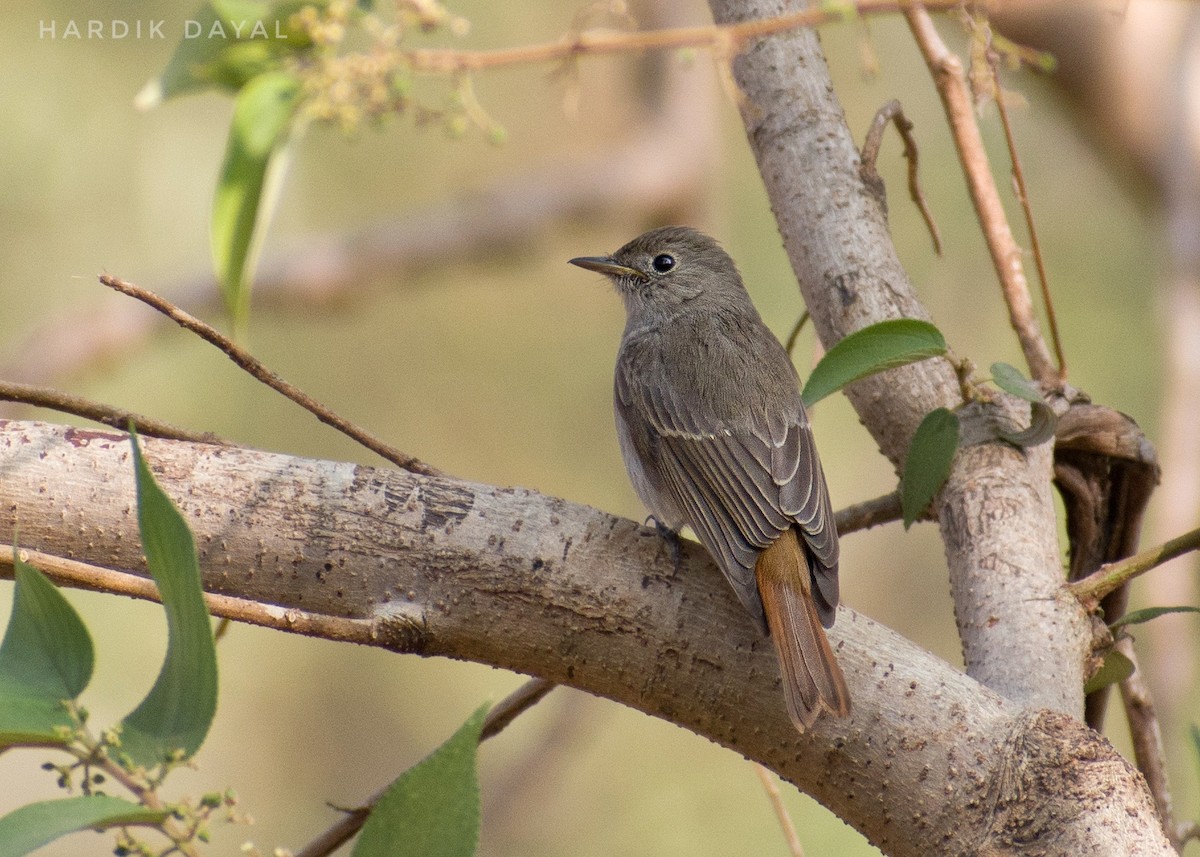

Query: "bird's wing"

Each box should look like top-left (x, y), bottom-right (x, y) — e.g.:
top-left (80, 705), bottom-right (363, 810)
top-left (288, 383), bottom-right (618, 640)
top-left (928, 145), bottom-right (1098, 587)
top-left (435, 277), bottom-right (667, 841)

top-left (618, 360), bottom-right (839, 626)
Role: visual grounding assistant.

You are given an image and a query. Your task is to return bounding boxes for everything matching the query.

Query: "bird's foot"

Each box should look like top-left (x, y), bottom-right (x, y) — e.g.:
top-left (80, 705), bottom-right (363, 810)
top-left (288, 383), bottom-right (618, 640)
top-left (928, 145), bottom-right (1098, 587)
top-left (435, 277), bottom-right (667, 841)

top-left (646, 516), bottom-right (683, 574)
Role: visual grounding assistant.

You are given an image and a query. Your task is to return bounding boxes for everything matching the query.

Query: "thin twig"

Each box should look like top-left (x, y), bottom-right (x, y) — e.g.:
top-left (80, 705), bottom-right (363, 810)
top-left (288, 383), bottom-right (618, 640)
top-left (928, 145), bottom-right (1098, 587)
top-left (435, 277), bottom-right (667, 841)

top-left (988, 48), bottom-right (1066, 377)
top-left (1067, 525), bottom-right (1200, 609)
top-left (403, 0), bottom-right (967, 74)
top-left (0, 380), bottom-right (225, 445)
top-left (784, 310), bottom-right (810, 358)
top-left (834, 491), bottom-right (903, 535)
top-left (754, 763), bottom-right (806, 857)
top-left (859, 99), bottom-right (943, 255)
top-left (480, 677), bottom-right (557, 740)
top-left (98, 275), bottom-right (440, 477)
top-left (1, 544), bottom-right (386, 646)
top-left (293, 677), bottom-right (558, 857)
top-left (904, 5), bottom-right (1058, 384)
top-left (1115, 640), bottom-right (1197, 851)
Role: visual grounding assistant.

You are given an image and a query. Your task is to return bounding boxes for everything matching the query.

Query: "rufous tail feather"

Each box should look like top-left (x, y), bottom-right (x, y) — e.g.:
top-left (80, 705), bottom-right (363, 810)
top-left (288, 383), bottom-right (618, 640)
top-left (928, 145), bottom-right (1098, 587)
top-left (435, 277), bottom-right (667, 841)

top-left (755, 529), bottom-right (851, 732)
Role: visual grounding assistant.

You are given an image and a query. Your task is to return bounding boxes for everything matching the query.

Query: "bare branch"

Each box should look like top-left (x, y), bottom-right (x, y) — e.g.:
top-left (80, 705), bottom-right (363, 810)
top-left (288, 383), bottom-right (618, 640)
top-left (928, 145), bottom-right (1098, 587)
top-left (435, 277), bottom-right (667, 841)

top-left (1068, 526), bottom-right (1200, 609)
top-left (834, 491), bottom-right (902, 534)
top-left (754, 764), bottom-right (806, 857)
top-left (987, 48), bottom-right (1066, 376)
top-left (402, 0), bottom-right (966, 74)
top-left (859, 99), bottom-right (943, 255)
top-left (98, 275), bottom-right (440, 477)
top-left (1117, 641), bottom-right (1193, 851)
top-left (0, 380), bottom-right (224, 445)
top-left (904, 5), bottom-right (1059, 384)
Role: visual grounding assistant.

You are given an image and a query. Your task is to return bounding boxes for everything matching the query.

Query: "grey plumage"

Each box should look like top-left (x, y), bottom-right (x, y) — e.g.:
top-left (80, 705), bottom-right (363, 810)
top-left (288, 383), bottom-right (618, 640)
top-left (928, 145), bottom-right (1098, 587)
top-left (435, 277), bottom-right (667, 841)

top-left (570, 226), bottom-right (848, 730)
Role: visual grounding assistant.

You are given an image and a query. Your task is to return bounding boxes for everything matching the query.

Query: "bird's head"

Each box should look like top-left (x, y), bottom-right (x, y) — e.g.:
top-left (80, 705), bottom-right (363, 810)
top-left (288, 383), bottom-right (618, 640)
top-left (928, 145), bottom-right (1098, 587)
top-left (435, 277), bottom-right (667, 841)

top-left (569, 226), bottom-right (748, 316)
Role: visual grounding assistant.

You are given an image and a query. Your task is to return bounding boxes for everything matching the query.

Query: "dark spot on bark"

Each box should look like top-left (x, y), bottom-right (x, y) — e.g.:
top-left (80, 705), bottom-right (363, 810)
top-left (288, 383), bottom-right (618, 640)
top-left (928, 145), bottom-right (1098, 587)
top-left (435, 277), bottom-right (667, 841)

top-left (418, 481), bottom-right (473, 531)
top-left (532, 558), bottom-right (544, 571)
top-left (828, 270), bottom-right (861, 307)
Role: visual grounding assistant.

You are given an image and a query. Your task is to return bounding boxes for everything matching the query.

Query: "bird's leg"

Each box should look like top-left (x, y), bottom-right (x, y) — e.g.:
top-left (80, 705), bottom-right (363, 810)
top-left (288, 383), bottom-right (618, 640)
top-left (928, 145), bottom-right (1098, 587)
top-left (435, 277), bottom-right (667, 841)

top-left (646, 515), bottom-right (683, 574)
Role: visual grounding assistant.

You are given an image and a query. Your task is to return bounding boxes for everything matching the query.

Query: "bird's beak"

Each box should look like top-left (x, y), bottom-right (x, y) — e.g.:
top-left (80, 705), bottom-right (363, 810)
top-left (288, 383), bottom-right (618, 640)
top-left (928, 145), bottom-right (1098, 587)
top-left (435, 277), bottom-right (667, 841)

top-left (568, 256), bottom-right (646, 280)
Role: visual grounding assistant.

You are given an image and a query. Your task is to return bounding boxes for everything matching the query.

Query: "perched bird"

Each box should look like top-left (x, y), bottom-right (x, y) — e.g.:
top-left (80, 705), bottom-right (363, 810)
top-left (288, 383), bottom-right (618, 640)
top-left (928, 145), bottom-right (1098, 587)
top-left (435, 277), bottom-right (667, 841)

top-left (570, 226), bottom-right (850, 732)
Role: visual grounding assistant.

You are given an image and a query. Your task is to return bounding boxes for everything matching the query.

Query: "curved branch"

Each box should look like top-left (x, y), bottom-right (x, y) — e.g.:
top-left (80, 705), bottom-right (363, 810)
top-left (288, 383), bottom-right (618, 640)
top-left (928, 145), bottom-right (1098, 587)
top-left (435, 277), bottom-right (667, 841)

top-left (0, 420), bottom-right (1172, 855)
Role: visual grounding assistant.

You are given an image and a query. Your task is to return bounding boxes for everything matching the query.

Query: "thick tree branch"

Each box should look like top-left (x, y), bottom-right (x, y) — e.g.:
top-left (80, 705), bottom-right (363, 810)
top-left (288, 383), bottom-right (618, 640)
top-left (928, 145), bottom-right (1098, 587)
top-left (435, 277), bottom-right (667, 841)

top-left (0, 420), bottom-right (1173, 855)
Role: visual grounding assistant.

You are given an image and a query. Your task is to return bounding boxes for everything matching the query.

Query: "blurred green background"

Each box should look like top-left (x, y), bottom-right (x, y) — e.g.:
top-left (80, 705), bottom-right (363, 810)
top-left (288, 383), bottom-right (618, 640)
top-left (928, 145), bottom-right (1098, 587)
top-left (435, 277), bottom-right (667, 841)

top-left (0, 1), bottom-right (1184, 855)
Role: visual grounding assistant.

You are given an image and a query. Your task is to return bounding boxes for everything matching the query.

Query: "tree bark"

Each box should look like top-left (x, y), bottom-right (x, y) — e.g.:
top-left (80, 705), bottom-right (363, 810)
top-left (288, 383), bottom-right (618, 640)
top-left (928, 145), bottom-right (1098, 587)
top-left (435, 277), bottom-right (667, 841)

top-left (0, 420), bottom-right (1173, 855)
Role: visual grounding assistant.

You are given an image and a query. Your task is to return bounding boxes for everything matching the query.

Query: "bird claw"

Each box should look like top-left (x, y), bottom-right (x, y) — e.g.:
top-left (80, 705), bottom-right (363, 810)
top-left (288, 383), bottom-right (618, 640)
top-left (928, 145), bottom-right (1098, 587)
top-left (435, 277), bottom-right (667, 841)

top-left (646, 516), bottom-right (683, 574)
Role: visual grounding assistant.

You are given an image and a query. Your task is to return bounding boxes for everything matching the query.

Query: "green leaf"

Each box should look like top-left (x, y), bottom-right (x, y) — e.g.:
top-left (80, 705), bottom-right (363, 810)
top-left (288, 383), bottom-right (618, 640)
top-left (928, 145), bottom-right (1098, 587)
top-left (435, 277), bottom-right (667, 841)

top-left (136, 1), bottom-right (315, 107)
top-left (1110, 606), bottom-right (1200, 630)
top-left (352, 704), bottom-right (489, 857)
top-left (901, 407), bottom-right (960, 529)
top-left (990, 362), bottom-right (1043, 404)
top-left (802, 319), bottom-right (947, 407)
top-left (1084, 649), bottom-right (1135, 694)
top-left (0, 795), bottom-right (168, 857)
top-left (118, 432), bottom-right (218, 768)
top-left (211, 70), bottom-right (301, 322)
top-left (0, 553), bottom-right (94, 747)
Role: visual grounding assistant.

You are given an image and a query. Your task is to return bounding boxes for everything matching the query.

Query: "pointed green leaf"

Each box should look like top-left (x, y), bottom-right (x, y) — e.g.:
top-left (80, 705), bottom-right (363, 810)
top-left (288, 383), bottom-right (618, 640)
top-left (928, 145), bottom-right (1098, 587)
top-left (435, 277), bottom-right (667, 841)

top-left (1110, 605), bottom-right (1200, 630)
top-left (1084, 649), bottom-right (1135, 694)
top-left (990, 362), bottom-right (1043, 404)
top-left (212, 70), bottom-right (301, 322)
top-left (0, 553), bottom-right (94, 747)
top-left (118, 432), bottom-right (218, 768)
top-left (802, 319), bottom-right (947, 407)
top-left (901, 407), bottom-right (960, 528)
top-left (0, 795), bottom-right (168, 857)
top-left (352, 704), bottom-right (489, 857)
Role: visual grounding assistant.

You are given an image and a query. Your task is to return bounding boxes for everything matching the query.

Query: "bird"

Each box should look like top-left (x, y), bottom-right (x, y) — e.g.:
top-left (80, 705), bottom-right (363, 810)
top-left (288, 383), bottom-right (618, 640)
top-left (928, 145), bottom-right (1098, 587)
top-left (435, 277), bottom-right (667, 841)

top-left (569, 225), bottom-right (850, 732)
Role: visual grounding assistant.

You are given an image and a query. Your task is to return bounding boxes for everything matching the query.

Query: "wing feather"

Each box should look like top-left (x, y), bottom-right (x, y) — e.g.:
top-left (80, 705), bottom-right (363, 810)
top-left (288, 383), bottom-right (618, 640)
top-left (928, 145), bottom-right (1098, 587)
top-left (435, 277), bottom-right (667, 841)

top-left (616, 327), bottom-right (839, 627)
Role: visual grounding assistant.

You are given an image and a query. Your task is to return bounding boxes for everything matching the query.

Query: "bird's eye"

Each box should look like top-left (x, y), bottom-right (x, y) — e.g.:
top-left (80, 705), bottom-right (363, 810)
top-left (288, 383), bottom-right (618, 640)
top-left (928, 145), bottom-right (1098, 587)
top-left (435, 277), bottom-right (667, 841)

top-left (651, 254), bottom-right (676, 273)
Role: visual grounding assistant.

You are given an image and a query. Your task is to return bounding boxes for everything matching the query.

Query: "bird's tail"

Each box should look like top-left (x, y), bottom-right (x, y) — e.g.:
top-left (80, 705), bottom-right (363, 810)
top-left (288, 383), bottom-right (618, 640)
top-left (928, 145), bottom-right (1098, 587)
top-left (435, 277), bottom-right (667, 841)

top-left (755, 529), bottom-right (851, 732)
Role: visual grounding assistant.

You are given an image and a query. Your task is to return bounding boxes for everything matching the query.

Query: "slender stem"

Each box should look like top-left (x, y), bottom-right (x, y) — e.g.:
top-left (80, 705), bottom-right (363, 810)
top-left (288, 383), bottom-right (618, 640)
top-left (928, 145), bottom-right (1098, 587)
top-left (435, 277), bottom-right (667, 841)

top-left (1068, 525), bottom-right (1200, 608)
top-left (62, 739), bottom-right (200, 856)
top-left (0, 380), bottom-right (224, 445)
top-left (1115, 642), bottom-right (1184, 849)
top-left (859, 99), bottom-right (943, 255)
top-left (988, 49), bottom-right (1065, 377)
top-left (1, 544), bottom-right (386, 646)
top-left (404, 0), bottom-right (967, 74)
top-left (903, 5), bottom-right (1058, 384)
top-left (784, 310), bottom-right (810, 358)
top-left (98, 275), bottom-right (440, 477)
top-left (834, 491), bottom-right (902, 534)
top-left (754, 763), bottom-right (806, 856)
